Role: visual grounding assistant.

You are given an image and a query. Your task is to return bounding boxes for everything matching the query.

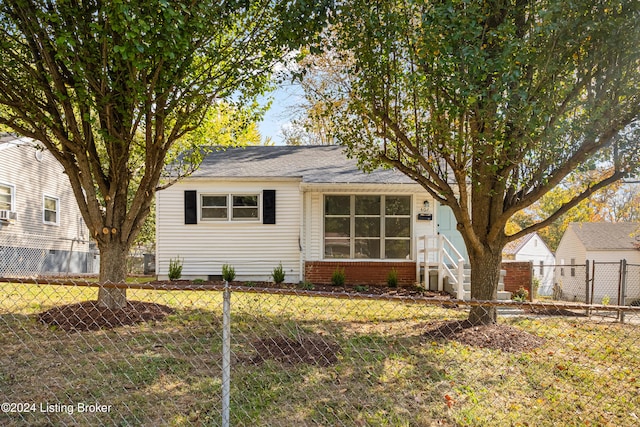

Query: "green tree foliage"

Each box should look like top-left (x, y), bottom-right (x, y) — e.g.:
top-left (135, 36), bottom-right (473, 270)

top-left (319, 0), bottom-right (640, 324)
top-left (133, 103), bottom-right (264, 248)
top-left (0, 0), bottom-right (329, 308)
top-left (509, 176), bottom-right (640, 251)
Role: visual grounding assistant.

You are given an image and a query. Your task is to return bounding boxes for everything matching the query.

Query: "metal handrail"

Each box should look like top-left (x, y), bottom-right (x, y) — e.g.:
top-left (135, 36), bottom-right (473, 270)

top-left (418, 234), bottom-right (467, 300)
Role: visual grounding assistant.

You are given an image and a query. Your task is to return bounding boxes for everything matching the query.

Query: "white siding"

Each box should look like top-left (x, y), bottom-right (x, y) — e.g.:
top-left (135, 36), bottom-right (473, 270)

top-left (0, 142), bottom-right (89, 252)
top-left (514, 235), bottom-right (555, 295)
top-left (156, 179), bottom-right (302, 281)
top-left (555, 227), bottom-right (588, 301)
top-left (555, 227), bottom-right (588, 266)
top-left (413, 195), bottom-right (435, 244)
top-left (587, 250), bottom-right (640, 264)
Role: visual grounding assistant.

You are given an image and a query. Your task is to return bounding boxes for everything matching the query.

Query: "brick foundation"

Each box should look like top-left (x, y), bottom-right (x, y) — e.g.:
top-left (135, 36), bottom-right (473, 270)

top-left (502, 261), bottom-right (533, 301)
top-left (304, 261), bottom-right (416, 286)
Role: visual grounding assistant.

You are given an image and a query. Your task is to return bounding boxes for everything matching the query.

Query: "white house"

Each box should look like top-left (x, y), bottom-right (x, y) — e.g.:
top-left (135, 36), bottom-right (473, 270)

top-left (555, 222), bottom-right (640, 304)
top-left (502, 232), bottom-right (555, 296)
top-left (0, 134), bottom-right (93, 277)
top-left (157, 147), bottom-right (465, 288)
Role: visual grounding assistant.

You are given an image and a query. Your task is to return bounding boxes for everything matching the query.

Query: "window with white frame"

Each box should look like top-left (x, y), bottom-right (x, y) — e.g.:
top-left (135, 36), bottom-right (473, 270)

top-left (43, 195), bottom-right (59, 225)
top-left (201, 194), bottom-right (259, 221)
top-left (201, 195), bottom-right (228, 220)
top-left (0, 183), bottom-right (14, 211)
top-left (232, 195), bottom-right (259, 220)
top-left (324, 195), bottom-right (411, 259)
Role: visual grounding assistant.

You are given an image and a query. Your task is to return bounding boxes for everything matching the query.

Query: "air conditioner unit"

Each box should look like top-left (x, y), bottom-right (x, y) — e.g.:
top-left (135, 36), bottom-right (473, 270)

top-left (0, 210), bottom-right (17, 222)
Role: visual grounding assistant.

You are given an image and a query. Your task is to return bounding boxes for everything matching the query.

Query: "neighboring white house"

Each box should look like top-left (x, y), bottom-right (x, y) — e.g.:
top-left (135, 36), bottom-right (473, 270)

top-left (555, 222), bottom-right (640, 304)
top-left (0, 134), bottom-right (94, 277)
top-left (156, 145), bottom-right (511, 300)
top-left (502, 232), bottom-right (555, 296)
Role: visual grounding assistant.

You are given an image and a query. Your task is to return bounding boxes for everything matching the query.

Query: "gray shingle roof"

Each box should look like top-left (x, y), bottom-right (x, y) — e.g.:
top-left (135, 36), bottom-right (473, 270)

top-left (189, 145), bottom-right (415, 184)
top-left (503, 233), bottom-right (536, 255)
top-left (569, 222), bottom-right (640, 250)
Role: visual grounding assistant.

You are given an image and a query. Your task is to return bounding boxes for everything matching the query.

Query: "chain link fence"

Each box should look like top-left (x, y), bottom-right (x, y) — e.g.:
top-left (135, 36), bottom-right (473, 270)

top-left (0, 231), bottom-right (96, 277)
top-left (1, 277), bottom-right (639, 426)
top-left (551, 261), bottom-right (640, 306)
top-left (126, 244), bottom-right (156, 276)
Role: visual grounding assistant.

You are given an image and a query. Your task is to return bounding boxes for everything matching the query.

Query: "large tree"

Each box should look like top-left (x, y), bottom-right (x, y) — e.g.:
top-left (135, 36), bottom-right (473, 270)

top-left (320, 0), bottom-right (640, 324)
top-left (0, 0), bottom-right (329, 308)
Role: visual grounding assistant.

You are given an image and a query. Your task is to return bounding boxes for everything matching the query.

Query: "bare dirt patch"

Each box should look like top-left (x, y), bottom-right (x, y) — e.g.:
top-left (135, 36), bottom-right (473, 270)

top-left (244, 336), bottom-right (341, 367)
top-left (524, 306), bottom-right (587, 317)
top-left (37, 300), bottom-right (174, 331)
top-left (423, 320), bottom-right (545, 353)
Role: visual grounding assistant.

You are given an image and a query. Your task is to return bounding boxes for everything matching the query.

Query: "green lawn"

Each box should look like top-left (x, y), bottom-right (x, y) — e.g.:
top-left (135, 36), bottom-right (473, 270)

top-left (1, 282), bottom-right (638, 426)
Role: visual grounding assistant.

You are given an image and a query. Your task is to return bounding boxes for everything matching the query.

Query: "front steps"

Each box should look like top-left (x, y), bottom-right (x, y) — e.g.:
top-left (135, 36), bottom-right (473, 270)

top-left (440, 267), bottom-right (512, 301)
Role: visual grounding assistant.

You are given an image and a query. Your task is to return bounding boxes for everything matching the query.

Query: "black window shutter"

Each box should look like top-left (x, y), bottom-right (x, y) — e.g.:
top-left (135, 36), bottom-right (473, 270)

top-left (263, 190), bottom-right (276, 224)
top-left (184, 190), bottom-right (197, 224)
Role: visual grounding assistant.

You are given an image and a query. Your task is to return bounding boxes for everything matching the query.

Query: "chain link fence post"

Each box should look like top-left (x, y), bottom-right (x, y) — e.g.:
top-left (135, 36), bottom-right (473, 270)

top-left (585, 259), bottom-right (590, 316)
top-left (222, 279), bottom-right (231, 427)
top-left (620, 259), bottom-right (627, 324)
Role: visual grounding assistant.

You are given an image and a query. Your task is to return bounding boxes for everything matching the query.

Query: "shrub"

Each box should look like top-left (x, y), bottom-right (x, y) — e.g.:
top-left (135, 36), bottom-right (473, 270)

top-left (245, 281), bottom-right (256, 287)
top-left (168, 257), bottom-right (183, 281)
top-left (512, 286), bottom-right (529, 302)
top-left (272, 263), bottom-right (286, 284)
top-left (387, 268), bottom-right (398, 288)
top-left (355, 285), bottom-right (369, 292)
top-left (298, 281), bottom-right (315, 291)
top-left (192, 278), bottom-right (204, 284)
top-left (222, 264), bottom-right (236, 282)
top-left (331, 267), bottom-right (346, 286)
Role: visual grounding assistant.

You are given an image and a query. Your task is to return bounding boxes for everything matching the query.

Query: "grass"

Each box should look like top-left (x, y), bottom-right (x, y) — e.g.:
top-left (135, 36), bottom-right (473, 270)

top-left (0, 282), bottom-right (639, 426)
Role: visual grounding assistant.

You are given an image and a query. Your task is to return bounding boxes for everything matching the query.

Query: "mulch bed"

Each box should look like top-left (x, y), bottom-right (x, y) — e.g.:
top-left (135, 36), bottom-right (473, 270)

top-left (37, 300), bottom-right (174, 332)
top-left (243, 336), bottom-right (341, 367)
top-left (152, 280), bottom-right (452, 299)
top-left (423, 320), bottom-right (546, 353)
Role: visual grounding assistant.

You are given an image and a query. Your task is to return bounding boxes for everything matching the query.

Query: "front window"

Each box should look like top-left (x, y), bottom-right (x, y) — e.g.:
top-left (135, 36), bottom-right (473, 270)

top-left (201, 195), bottom-right (228, 220)
top-left (324, 195), bottom-right (351, 258)
top-left (232, 195), bottom-right (259, 220)
top-left (0, 183), bottom-right (14, 211)
top-left (43, 195), bottom-right (59, 225)
top-left (201, 194), bottom-right (259, 221)
top-left (324, 195), bottom-right (411, 259)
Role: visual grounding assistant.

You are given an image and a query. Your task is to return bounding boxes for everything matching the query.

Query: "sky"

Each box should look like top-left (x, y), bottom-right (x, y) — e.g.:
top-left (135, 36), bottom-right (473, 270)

top-left (257, 82), bottom-right (303, 145)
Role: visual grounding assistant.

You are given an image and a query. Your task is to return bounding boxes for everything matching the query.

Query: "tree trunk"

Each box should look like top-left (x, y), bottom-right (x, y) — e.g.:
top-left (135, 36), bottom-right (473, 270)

top-left (467, 249), bottom-right (503, 325)
top-left (97, 241), bottom-right (128, 309)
